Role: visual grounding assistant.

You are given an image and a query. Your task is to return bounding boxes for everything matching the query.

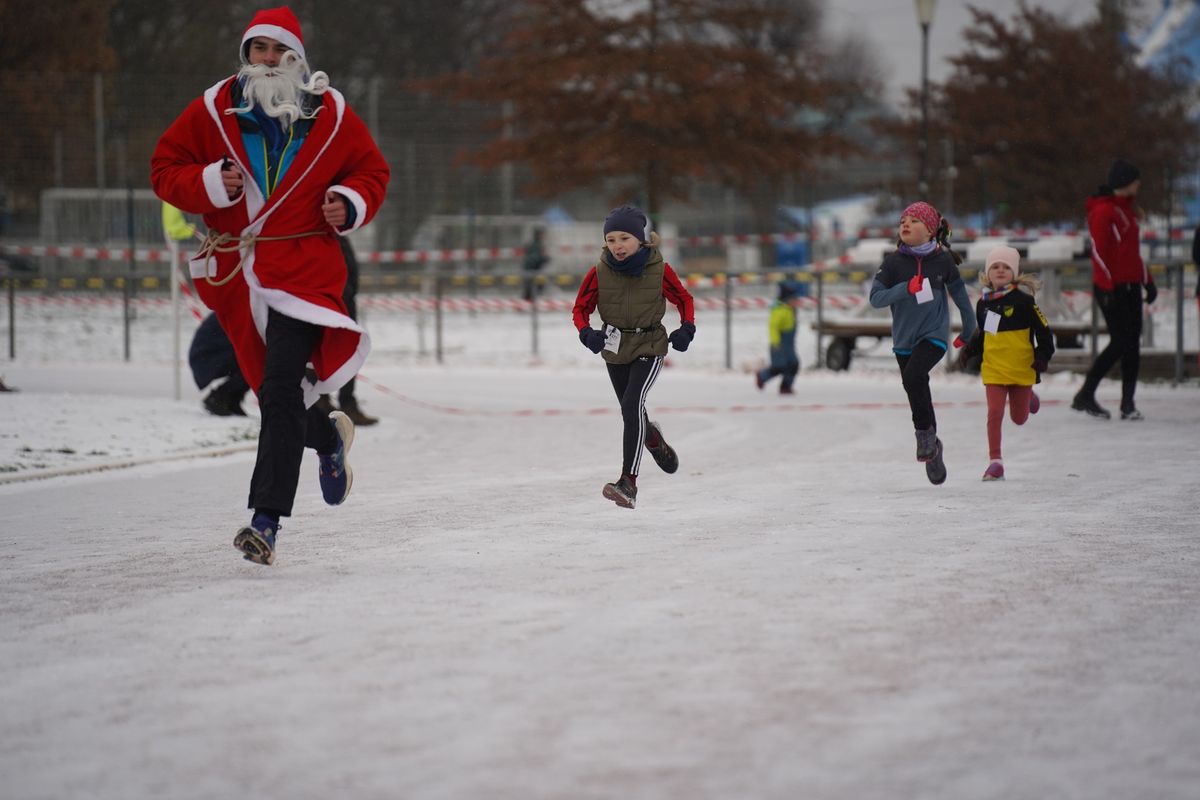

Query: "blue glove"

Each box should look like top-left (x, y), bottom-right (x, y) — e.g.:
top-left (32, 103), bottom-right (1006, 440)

top-left (668, 321), bottom-right (696, 352)
top-left (1144, 282), bottom-right (1158, 305)
top-left (579, 326), bottom-right (605, 354)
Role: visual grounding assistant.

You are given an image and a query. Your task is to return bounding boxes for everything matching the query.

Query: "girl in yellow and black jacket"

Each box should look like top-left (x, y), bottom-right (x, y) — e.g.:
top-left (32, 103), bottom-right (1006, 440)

top-left (958, 246), bottom-right (1054, 481)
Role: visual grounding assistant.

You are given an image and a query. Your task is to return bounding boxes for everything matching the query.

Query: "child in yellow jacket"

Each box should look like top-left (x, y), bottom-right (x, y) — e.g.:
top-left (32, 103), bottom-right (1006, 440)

top-left (755, 281), bottom-right (803, 394)
top-left (958, 246), bottom-right (1055, 481)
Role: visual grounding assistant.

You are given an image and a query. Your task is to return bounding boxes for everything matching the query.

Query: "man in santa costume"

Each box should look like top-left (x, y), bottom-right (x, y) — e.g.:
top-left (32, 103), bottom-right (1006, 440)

top-left (151, 5), bottom-right (389, 565)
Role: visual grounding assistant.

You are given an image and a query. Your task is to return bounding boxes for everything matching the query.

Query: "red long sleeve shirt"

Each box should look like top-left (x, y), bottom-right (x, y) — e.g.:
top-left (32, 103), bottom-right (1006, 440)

top-left (572, 262), bottom-right (695, 332)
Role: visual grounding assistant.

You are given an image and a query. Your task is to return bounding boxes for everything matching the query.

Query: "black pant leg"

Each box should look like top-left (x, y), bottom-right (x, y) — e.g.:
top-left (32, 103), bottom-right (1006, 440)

top-left (249, 309), bottom-right (324, 517)
top-left (1083, 286), bottom-right (1143, 400)
top-left (780, 358), bottom-right (800, 390)
top-left (895, 340), bottom-right (945, 431)
top-left (607, 357), bottom-right (664, 476)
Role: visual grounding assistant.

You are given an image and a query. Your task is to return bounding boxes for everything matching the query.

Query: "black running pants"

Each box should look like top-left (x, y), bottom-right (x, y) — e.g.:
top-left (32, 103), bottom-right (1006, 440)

top-left (606, 355), bottom-right (664, 477)
top-left (1081, 284), bottom-right (1143, 409)
top-left (249, 309), bottom-right (339, 516)
top-left (895, 339), bottom-right (946, 432)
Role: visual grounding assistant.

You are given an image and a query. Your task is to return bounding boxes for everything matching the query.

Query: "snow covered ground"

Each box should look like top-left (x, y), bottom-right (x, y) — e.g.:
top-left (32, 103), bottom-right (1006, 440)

top-left (2, 296), bottom-right (1199, 799)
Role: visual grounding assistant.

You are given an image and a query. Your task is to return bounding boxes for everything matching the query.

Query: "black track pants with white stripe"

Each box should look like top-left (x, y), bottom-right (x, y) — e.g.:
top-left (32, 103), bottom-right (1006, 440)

top-left (606, 355), bottom-right (665, 477)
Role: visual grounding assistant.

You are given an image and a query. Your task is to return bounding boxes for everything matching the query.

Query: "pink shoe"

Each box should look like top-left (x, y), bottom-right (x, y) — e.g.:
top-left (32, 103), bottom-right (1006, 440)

top-left (1029, 392), bottom-right (1040, 414)
top-left (982, 461), bottom-right (1005, 481)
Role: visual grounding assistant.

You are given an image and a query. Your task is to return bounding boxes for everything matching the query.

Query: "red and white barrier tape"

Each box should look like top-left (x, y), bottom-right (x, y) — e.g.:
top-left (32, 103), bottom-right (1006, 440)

top-left (14, 289), bottom-right (1187, 316)
top-left (355, 373), bottom-right (1001, 418)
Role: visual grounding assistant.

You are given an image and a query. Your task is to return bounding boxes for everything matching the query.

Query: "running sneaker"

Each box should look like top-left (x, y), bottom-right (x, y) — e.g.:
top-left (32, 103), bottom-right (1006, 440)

top-left (318, 411), bottom-right (355, 505)
top-left (602, 475), bottom-right (637, 509)
top-left (234, 514), bottom-right (279, 566)
top-left (644, 421), bottom-right (678, 474)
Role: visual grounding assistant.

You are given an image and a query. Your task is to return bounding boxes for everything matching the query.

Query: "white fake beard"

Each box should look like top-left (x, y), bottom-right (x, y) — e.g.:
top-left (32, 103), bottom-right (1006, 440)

top-left (229, 50), bottom-right (329, 128)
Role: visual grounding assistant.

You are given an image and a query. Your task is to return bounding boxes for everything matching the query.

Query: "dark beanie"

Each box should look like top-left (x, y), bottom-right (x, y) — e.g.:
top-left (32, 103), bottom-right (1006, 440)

top-left (603, 205), bottom-right (648, 240)
top-left (778, 281), bottom-right (799, 301)
top-left (1107, 159), bottom-right (1140, 190)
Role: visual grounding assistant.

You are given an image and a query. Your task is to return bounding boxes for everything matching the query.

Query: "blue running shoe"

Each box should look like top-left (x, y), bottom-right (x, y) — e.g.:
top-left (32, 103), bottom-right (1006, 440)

top-left (234, 513), bottom-right (279, 565)
top-left (319, 411), bottom-right (355, 505)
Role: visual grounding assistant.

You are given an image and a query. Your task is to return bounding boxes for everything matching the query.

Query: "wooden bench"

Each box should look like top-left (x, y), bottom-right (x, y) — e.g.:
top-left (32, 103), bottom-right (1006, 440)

top-left (812, 318), bottom-right (1104, 371)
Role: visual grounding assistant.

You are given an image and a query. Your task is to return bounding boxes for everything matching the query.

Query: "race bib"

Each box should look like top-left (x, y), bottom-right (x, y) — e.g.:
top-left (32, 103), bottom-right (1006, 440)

top-left (914, 277), bottom-right (934, 304)
top-left (603, 324), bottom-right (622, 353)
top-left (984, 309), bottom-right (1001, 334)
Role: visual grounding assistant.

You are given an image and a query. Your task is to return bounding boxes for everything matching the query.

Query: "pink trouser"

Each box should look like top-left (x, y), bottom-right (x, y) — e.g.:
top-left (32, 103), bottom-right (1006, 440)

top-left (986, 384), bottom-right (1032, 460)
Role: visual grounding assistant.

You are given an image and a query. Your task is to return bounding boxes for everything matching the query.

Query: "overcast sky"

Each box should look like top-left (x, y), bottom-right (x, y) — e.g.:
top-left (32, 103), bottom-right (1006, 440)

top-left (824, 0), bottom-right (1133, 105)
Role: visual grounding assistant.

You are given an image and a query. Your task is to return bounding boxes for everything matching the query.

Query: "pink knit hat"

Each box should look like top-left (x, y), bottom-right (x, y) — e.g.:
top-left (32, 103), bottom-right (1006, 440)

top-left (986, 245), bottom-right (1020, 277)
top-left (900, 201), bottom-right (941, 237)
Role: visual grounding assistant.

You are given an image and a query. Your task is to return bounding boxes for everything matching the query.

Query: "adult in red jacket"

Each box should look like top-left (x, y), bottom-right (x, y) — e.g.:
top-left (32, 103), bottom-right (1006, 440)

top-left (151, 6), bottom-right (389, 565)
top-left (1073, 159), bottom-right (1156, 421)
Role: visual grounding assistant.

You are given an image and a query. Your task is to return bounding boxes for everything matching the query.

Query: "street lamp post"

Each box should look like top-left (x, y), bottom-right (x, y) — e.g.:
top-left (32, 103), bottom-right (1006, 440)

top-left (915, 0), bottom-right (938, 199)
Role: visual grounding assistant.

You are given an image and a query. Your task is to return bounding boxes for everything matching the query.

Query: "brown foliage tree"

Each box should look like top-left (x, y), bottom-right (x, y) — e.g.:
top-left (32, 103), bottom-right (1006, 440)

top-left (421, 0), bottom-right (864, 218)
top-left (911, 3), bottom-right (1199, 224)
top-left (0, 0), bottom-right (117, 214)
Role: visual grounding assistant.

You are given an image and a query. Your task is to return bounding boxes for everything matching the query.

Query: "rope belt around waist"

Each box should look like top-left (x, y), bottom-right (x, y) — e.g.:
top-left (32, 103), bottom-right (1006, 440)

top-left (193, 229), bottom-right (330, 287)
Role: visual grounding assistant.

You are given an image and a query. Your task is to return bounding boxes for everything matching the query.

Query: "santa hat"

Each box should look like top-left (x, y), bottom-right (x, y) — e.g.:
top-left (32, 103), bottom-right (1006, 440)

top-left (986, 245), bottom-right (1020, 277)
top-left (240, 6), bottom-right (305, 64)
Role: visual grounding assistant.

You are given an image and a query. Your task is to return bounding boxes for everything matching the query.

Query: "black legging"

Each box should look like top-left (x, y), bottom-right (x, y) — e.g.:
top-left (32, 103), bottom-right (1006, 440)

top-left (894, 339), bottom-right (946, 432)
top-left (249, 309), bottom-right (339, 516)
top-left (1080, 284), bottom-right (1143, 409)
top-left (606, 356), bottom-right (664, 477)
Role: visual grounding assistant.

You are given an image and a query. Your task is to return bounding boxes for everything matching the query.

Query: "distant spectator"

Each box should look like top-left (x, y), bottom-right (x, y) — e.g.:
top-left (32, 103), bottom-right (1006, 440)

top-left (1072, 159), bottom-right (1155, 421)
top-left (0, 178), bottom-right (10, 237)
top-left (755, 281), bottom-right (802, 395)
top-left (522, 227), bottom-right (549, 302)
top-left (161, 201), bottom-right (197, 244)
top-left (1192, 219), bottom-right (1200, 306)
top-left (189, 313), bottom-right (250, 416)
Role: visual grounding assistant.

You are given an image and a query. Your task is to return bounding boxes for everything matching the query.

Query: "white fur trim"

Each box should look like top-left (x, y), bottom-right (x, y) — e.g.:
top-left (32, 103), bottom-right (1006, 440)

top-left (188, 256), bottom-right (217, 280)
top-left (241, 249), bottom-right (367, 406)
top-left (309, 329), bottom-right (370, 402)
top-left (327, 185), bottom-right (368, 233)
top-left (241, 25), bottom-right (305, 62)
top-left (202, 160), bottom-right (241, 208)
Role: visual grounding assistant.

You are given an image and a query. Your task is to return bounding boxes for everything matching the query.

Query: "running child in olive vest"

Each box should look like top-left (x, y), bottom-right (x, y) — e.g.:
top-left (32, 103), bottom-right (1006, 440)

top-left (572, 205), bottom-right (696, 509)
top-left (957, 246), bottom-right (1055, 481)
top-left (869, 201), bottom-right (976, 485)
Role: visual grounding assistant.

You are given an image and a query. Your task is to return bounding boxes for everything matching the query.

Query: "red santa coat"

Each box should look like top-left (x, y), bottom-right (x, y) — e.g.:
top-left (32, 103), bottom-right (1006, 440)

top-left (150, 77), bottom-right (389, 404)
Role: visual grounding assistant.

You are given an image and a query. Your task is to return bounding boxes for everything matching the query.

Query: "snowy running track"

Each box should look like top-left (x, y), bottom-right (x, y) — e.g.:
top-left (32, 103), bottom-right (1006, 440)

top-left (2, 359), bottom-right (1198, 800)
